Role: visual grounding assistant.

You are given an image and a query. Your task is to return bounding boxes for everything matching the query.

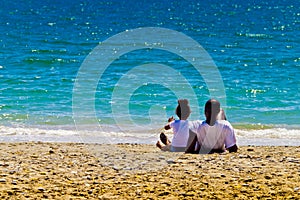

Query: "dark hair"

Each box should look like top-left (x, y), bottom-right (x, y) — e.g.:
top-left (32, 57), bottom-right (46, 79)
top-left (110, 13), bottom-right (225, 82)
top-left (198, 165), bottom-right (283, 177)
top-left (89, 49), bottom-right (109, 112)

top-left (176, 99), bottom-right (191, 120)
top-left (205, 99), bottom-right (220, 119)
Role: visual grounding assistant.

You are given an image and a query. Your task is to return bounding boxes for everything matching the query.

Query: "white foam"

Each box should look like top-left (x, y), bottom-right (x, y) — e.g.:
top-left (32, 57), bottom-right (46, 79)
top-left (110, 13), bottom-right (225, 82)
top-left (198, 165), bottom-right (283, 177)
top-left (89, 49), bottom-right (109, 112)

top-left (0, 125), bottom-right (299, 146)
top-left (0, 125), bottom-right (78, 136)
top-left (236, 128), bottom-right (300, 139)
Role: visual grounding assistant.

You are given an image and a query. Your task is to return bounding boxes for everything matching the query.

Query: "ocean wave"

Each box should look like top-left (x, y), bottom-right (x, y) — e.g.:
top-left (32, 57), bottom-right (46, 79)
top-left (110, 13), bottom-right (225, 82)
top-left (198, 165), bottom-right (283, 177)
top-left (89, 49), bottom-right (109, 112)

top-left (236, 128), bottom-right (300, 139)
top-left (235, 32), bottom-right (273, 39)
top-left (0, 124), bottom-right (300, 144)
top-left (0, 125), bottom-right (78, 136)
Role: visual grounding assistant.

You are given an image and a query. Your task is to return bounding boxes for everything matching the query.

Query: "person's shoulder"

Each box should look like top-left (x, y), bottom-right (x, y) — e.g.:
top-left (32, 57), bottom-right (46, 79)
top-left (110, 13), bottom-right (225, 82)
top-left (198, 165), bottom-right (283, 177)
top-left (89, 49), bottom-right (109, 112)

top-left (172, 119), bottom-right (186, 125)
top-left (217, 120), bottom-right (234, 130)
top-left (217, 120), bottom-right (230, 124)
top-left (169, 120), bottom-right (177, 127)
top-left (174, 119), bottom-right (189, 123)
top-left (188, 120), bottom-right (204, 131)
top-left (189, 120), bottom-right (204, 126)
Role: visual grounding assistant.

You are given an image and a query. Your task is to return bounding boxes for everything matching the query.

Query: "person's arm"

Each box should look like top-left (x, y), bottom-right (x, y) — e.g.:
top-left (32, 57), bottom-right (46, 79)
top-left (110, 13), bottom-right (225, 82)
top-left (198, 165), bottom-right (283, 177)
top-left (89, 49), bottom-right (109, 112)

top-left (168, 116), bottom-right (175, 122)
top-left (164, 124), bottom-right (171, 130)
top-left (227, 144), bottom-right (238, 153)
top-left (217, 108), bottom-right (227, 120)
top-left (164, 116), bottom-right (175, 130)
top-left (224, 122), bottom-right (238, 153)
top-left (185, 130), bottom-right (199, 154)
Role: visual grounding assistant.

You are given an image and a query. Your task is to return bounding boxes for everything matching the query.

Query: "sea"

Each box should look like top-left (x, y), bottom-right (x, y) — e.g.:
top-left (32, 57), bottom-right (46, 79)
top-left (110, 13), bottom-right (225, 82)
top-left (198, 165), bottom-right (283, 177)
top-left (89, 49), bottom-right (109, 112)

top-left (0, 0), bottom-right (299, 146)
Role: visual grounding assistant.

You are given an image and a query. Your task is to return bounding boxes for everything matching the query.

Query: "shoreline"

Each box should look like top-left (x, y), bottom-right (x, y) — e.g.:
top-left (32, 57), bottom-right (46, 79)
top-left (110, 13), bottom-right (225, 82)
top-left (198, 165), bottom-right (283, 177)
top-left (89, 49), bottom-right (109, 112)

top-left (1, 124), bottom-right (300, 146)
top-left (1, 135), bottom-right (300, 147)
top-left (0, 142), bottom-right (299, 199)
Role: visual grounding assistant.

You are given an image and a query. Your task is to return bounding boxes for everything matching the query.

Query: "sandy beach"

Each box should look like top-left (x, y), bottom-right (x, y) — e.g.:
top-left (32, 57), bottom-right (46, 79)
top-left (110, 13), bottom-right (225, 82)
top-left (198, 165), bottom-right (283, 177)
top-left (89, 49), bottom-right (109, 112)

top-left (0, 142), bottom-right (299, 199)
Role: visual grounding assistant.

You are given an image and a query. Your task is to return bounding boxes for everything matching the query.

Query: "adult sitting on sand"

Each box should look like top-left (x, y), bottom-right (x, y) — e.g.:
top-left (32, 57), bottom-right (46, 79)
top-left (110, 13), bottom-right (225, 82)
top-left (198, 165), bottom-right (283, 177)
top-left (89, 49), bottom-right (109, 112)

top-left (186, 99), bottom-right (238, 154)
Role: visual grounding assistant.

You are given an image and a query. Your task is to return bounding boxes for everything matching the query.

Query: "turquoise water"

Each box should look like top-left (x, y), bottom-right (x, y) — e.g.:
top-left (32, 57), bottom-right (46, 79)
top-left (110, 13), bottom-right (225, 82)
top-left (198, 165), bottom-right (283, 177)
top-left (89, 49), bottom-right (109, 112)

top-left (0, 0), bottom-right (299, 144)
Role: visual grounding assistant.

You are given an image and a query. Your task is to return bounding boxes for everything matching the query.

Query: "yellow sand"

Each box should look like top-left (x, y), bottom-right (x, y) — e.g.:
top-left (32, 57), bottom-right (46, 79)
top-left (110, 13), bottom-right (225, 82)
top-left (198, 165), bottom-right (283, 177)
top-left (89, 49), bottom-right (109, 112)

top-left (0, 142), bottom-right (299, 199)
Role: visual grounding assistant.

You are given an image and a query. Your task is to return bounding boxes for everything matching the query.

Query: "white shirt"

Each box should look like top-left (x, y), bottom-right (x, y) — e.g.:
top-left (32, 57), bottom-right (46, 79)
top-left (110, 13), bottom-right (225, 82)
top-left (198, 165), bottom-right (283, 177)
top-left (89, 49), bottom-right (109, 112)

top-left (169, 120), bottom-right (190, 147)
top-left (194, 120), bottom-right (237, 152)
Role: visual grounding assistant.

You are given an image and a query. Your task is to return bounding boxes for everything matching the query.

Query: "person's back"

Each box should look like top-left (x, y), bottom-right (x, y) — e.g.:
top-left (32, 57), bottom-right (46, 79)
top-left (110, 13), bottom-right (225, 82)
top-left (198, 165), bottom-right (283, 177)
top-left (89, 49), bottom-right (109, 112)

top-left (186, 99), bottom-right (238, 154)
top-left (169, 119), bottom-right (190, 149)
top-left (195, 119), bottom-right (236, 153)
top-left (156, 99), bottom-right (192, 152)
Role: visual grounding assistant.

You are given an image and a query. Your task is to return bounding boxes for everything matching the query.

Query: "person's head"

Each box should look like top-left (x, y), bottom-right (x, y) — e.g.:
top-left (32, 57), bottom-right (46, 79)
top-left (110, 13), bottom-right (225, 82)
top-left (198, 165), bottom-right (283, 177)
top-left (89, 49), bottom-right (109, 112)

top-left (176, 99), bottom-right (191, 120)
top-left (204, 99), bottom-right (220, 124)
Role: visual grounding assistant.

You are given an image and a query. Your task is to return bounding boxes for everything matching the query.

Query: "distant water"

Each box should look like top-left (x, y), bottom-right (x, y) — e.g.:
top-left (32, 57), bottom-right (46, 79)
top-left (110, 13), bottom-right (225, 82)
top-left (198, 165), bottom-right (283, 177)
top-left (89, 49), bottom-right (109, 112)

top-left (0, 0), bottom-right (299, 145)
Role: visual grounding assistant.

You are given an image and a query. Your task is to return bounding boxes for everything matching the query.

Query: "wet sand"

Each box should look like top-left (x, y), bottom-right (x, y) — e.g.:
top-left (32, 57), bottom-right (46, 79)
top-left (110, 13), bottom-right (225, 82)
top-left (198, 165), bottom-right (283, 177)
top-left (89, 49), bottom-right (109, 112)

top-left (0, 142), bottom-right (299, 199)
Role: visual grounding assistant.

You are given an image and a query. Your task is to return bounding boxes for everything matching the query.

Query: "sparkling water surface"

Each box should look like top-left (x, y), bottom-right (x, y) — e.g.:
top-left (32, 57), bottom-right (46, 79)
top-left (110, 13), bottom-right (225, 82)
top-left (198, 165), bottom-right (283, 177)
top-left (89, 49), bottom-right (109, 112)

top-left (0, 0), bottom-right (299, 144)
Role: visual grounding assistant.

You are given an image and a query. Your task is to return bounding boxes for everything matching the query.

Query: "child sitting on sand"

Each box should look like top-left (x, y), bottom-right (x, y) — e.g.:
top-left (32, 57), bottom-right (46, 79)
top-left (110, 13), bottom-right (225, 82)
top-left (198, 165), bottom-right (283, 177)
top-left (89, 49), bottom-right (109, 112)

top-left (156, 99), bottom-right (191, 152)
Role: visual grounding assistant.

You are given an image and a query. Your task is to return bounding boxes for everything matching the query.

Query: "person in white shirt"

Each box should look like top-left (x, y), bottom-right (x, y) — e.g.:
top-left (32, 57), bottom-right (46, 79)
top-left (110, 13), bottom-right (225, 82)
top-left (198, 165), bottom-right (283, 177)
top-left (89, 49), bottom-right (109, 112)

top-left (156, 99), bottom-right (191, 152)
top-left (185, 99), bottom-right (238, 154)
